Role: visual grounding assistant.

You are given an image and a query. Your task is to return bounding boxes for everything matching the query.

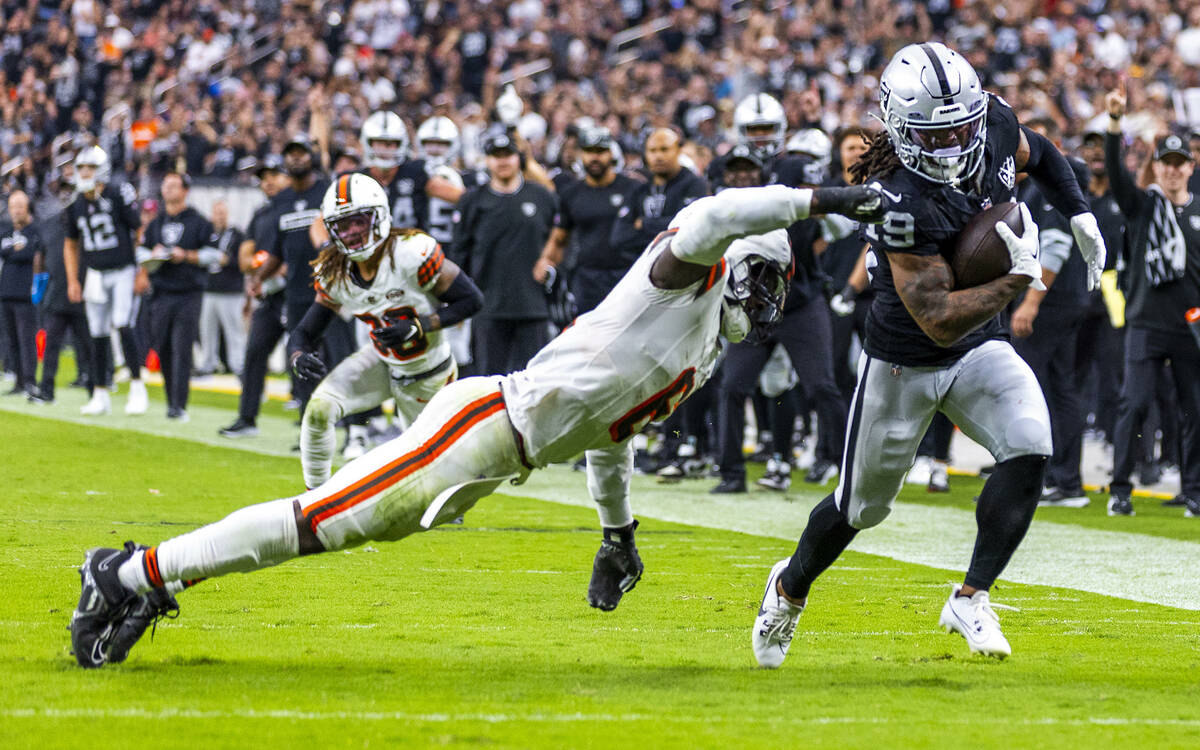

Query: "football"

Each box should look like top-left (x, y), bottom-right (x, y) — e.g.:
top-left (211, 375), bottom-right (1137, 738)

top-left (950, 202), bottom-right (1023, 289)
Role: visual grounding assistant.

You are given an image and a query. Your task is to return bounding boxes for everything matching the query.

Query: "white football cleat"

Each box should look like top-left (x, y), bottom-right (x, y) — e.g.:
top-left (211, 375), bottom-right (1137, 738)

top-left (906, 455), bottom-right (932, 485)
top-left (342, 432), bottom-right (370, 461)
top-left (752, 558), bottom-right (804, 668)
top-left (938, 584), bottom-right (1015, 658)
top-left (80, 389), bottom-right (112, 416)
top-left (124, 380), bottom-right (148, 415)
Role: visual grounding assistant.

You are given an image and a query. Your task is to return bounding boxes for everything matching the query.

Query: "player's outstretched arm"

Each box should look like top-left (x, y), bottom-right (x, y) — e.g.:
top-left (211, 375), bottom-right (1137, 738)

top-left (890, 251), bottom-right (1030, 348)
top-left (653, 185), bottom-right (882, 289)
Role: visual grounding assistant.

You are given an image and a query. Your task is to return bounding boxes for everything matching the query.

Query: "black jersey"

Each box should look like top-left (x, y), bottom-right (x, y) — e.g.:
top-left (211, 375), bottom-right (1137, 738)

top-left (207, 225), bottom-right (245, 294)
top-left (63, 182), bottom-right (141, 271)
top-left (609, 168), bottom-right (709, 258)
top-left (555, 173), bottom-right (642, 271)
top-left (386, 160), bottom-right (432, 231)
top-left (451, 178), bottom-right (557, 320)
top-left (262, 177), bottom-right (331, 306)
top-left (0, 221), bottom-right (44, 300)
top-left (862, 95), bottom-right (1023, 367)
top-left (142, 207), bottom-right (216, 293)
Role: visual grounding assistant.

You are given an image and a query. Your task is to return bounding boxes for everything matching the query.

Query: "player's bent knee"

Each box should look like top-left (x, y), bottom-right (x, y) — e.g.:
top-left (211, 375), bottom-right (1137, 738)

top-left (1003, 416), bottom-right (1052, 458)
top-left (847, 502), bottom-right (891, 529)
top-left (304, 394), bottom-right (342, 431)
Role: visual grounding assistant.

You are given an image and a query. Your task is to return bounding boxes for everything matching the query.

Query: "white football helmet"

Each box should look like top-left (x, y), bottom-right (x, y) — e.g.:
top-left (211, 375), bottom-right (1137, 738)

top-left (786, 128), bottom-right (833, 184)
top-left (416, 116), bottom-right (460, 168)
top-left (879, 42), bottom-right (987, 185)
top-left (360, 111), bottom-right (410, 169)
top-left (722, 230), bottom-right (792, 343)
top-left (733, 94), bottom-right (787, 161)
top-left (321, 173), bottom-right (392, 262)
top-left (73, 145), bottom-right (111, 194)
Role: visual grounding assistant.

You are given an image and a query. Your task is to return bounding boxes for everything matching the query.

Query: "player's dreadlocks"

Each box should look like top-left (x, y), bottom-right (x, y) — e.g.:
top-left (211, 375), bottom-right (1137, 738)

top-left (311, 227), bottom-right (423, 289)
top-left (848, 130), bottom-right (903, 185)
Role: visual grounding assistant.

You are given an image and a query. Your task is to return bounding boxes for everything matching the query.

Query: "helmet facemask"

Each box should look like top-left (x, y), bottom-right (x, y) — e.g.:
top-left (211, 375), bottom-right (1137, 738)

top-left (887, 106), bottom-right (987, 185)
top-left (325, 205), bottom-right (389, 262)
top-left (724, 257), bottom-right (788, 344)
top-left (365, 137), bottom-right (406, 169)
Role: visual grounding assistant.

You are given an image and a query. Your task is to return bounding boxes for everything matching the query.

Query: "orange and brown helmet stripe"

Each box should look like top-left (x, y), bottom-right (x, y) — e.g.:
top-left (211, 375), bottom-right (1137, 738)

top-left (334, 174), bottom-right (353, 206)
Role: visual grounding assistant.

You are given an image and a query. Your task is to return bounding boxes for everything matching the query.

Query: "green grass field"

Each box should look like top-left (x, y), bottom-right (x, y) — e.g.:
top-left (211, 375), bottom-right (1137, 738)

top-left (1, 380), bottom-right (1198, 749)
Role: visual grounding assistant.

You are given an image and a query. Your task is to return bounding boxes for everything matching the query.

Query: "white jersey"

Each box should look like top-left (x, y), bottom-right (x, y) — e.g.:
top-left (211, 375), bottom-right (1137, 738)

top-left (502, 185), bottom-right (813, 467)
top-left (424, 164), bottom-right (462, 244)
top-left (315, 231), bottom-right (451, 376)
top-left (503, 232), bottom-right (727, 466)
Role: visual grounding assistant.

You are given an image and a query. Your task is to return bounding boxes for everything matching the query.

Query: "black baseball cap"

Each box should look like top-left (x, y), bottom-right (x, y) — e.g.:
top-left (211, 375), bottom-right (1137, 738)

top-left (1154, 134), bottom-right (1193, 162)
top-left (482, 131), bottom-right (517, 156)
top-left (724, 144), bottom-right (764, 170)
top-left (283, 134), bottom-right (316, 158)
top-left (579, 127), bottom-right (614, 151)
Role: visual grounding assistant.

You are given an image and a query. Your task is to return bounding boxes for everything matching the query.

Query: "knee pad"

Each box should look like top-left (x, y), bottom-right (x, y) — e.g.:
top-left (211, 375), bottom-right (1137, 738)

top-left (304, 394), bottom-right (342, 431)
top-left (847, 502), bottom-right (891, 530)
top-left (1004, 416), bottom-right (1053, 458)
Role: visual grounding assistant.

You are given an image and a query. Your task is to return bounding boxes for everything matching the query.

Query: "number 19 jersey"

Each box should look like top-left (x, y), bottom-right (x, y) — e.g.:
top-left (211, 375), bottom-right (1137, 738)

top-left (315, 231), bottom-right (451, 376)
top-left (502, 234), bottom-right (727, 466)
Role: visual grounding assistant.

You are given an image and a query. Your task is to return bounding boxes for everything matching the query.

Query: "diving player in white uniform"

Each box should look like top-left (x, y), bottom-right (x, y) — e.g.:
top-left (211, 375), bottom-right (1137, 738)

top-left (67, 182), bottom-right (885, 668)
top-left (288, 173), bottom-right (484, 490)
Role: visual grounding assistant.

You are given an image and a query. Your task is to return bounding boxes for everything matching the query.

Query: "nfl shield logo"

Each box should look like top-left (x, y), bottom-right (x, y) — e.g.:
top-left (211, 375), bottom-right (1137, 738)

top-left (521, 202), bottom-right (537, 217)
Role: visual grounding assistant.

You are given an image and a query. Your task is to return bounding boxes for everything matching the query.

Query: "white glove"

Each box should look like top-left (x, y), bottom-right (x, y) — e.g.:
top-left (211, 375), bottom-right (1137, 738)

top-left (994, 203), bottom-right (1046, 291)
top-left (496, 84), bottom-right (523, 126)
top-left (829, 290), bottom-right (856, 317)
top-left (1069, 212), bottom-right (1107, 291)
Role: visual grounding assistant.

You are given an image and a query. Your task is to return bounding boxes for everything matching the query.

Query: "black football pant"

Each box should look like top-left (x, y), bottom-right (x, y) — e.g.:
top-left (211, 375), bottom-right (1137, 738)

top-left (237, 293), bottom-right (286, 423)
top-left (0, 299), bottom-right (37, 389)
top-left (571, 266), bottom-right (626, 316)
top-left (1075, 293), bottom-right (1123, 440)
top-left (39, 307), bottom-right (93, 397)
top-left (472, 318), bottom-right (551, 375)
top-left (150, 290), bottom-right (203, 413)
top-left (718, 295), bottom-right (845, 480)
top-left (1110, 327), bottom-right (1200, 498)
top-left (1012, 303), bottom-right (1087, 491)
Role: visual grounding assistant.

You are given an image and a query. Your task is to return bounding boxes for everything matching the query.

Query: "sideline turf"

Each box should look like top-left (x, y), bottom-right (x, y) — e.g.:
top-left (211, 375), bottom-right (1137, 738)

top-left (1, 411), bottom-right (1198, 749)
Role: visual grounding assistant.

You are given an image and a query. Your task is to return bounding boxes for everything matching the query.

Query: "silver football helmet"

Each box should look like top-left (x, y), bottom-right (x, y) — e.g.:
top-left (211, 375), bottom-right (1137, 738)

top-left (733, 93), bottom-right (787, 162)
top-left (785, 128), bottom-right (833, 184)
top-left (73, 145), bottom-right (111, 194)
top-left (416, 116), bottom-right (460, 169)
top-left (879, 42), bottom-right (987, 185)
top-left (360, 111), bottom-right (410, 169)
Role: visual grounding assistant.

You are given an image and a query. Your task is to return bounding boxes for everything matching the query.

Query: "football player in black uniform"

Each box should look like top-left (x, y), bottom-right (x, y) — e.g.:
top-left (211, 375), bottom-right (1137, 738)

top-left (752, 42), bottom-right (1108, 665)
top-left (63, 146), bottom-right (149, 416)
top-left (359, 111), bottom-right (465, 234)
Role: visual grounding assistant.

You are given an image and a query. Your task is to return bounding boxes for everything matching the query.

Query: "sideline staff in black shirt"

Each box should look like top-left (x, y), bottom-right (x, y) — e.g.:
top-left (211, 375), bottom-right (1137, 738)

top-left (609, 128), bottom-right (709, 258)
top-left (140, 172), bottom-right (217, 419)
top-left (0, 190), bottom-right (44, 395)
top-left (1104, 86), bottom-right (1200, 516)
top-left (452, 131), bottom-right (557, 375)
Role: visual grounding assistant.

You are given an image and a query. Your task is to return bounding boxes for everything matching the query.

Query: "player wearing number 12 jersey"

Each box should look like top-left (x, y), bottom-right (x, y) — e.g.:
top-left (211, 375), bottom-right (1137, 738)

top-left (287, 173), bottom-right (485, 490)
top-left (67, 182), bottom-right (884, 668)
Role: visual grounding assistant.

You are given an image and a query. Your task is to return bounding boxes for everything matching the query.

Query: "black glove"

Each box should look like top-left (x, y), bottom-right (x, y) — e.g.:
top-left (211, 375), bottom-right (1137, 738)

top-left (372, 316), bottom-right (424, 350)
top-left (812, 185), bottom-right (885, 223)
top-left (587, 520), bottom-right (643, 611)
top-left (290, 351), bottom-right (327, 382)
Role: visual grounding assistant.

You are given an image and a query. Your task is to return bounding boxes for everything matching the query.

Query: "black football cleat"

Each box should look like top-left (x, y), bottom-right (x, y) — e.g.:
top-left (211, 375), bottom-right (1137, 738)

top-left (710, 477), bottom-right (747, 494)
top-left (106, 587), bottom-right (179, 664)
top-left (70, 544), bottom-right (139, 668)
top-left (587, 521), bottom-right (643, 611)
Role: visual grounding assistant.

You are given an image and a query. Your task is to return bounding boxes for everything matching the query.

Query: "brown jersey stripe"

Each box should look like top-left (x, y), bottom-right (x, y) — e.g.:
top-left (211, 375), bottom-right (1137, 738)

top-left (302, 392), bottom-right (507, 530)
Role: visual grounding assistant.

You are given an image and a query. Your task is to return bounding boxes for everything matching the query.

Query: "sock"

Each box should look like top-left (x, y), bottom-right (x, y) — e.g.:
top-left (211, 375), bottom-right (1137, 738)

top-left (91, 335), bottom-right (113, 388)
top-left (119, 498), bottom-right (302, 594)
top-left (964, 454), bottom-right (1047, 590)
top-left (301, 396), bottom-right (341, 489)
top-left (586, 446), bottom-right (635, 528)
top-left (117, 326), bottom-right (142, 380)
top-left (779, 494), bottom-right (859, 600)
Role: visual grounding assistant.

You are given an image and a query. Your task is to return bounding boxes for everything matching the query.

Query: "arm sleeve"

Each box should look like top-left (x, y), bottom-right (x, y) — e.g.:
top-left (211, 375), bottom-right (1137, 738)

top-left (1020, 127), bottom-right (1090, 218)
top-left (1104, 132), bottom-right (1150, 218)
top-left (433, 270), bottom-right (484, 328)
top-left (287, 302), bottom-right (337, 355)
top-left (668, 185), bottom-right (813, 267)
